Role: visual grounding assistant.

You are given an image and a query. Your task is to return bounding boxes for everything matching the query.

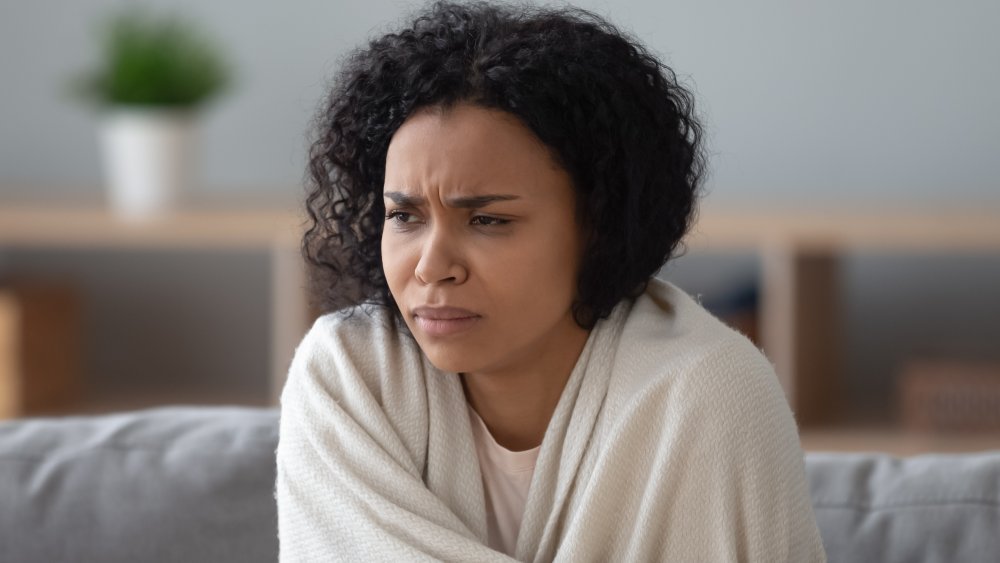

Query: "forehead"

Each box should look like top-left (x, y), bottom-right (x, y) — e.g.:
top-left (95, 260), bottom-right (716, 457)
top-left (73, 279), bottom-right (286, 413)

top-left (383, 103), bottom-right (567, 197)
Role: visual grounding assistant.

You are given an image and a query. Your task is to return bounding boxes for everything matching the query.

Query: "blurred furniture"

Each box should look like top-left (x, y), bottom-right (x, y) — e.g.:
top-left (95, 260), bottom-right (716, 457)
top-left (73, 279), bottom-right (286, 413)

top-left (0, 205), bottom-right (309, 405)
top-left (0, 281), bottom-right (82, 418)
top-left (897, 358), bottom-right (1000, 432)
top-left (688, 206), bottom-right (1000, 428)
top-left (1, 406), bottom-right (997, 563)
top-left (3, 204), bottom-right (1000, 446)
top-left (0, 407), bottom-right (278, 563)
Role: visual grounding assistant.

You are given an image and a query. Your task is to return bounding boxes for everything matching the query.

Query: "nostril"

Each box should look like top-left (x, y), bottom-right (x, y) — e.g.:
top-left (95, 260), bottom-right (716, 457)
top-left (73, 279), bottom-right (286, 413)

top-left (414, 238), bottom-right (468, 284)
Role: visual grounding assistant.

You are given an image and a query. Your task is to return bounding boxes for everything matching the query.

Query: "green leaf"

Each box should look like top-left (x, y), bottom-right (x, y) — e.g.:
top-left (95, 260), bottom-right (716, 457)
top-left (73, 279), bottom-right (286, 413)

top-left (69, 7), bottom-right (232, 108)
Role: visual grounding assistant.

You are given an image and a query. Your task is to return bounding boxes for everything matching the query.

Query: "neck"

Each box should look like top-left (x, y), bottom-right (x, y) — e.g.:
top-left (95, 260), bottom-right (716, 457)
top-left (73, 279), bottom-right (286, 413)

top-left (461, 322), bottom-right (590, 451)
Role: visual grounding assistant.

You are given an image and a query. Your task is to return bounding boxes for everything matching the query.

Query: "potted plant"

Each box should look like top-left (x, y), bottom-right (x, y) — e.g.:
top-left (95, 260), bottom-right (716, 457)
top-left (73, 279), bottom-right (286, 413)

top-left (70, 8), bottom-right (231, 219)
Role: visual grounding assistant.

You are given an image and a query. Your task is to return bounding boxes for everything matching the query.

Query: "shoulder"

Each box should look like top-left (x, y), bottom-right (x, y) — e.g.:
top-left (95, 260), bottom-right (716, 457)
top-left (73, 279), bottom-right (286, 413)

top-left (282, 303), bottom-right (427, 406)
top-left (612, 278), bottom-right (775, 388)
top-left (298, 304), bottom-right (403, 358)
top-left (302, 303), bottom-right (402, 348)
top-left (600, 278), bottom-right (807, 485)
top-left (608, 278), bottom-right (793, 428)
top-left (597, 280), bottom-right (822, 560)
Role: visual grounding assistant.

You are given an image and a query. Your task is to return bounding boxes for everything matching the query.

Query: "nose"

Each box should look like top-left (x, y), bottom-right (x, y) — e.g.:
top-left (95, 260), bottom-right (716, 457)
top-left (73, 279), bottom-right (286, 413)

top-left (414, 225), bottom-right (469, 285)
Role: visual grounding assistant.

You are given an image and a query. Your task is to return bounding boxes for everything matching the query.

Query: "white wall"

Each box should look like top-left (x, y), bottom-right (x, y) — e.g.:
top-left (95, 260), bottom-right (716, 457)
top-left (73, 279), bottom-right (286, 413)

top-left (2, 0), bottom-right (998, 411)
top-left (3, 0), bottom-right (998, 205)
top-left (615, 0), bottom-right (1000, 207)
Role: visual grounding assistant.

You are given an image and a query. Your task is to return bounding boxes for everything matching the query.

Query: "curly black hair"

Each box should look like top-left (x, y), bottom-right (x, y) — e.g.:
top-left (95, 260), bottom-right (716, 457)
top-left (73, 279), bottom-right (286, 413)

top-left (303, 0), bottom-right (706, 329)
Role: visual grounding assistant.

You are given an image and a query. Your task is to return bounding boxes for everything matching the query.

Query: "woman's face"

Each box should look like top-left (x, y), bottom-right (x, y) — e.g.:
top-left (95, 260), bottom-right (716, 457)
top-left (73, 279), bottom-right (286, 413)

top-left (381, 103), bottom-right (587, 376)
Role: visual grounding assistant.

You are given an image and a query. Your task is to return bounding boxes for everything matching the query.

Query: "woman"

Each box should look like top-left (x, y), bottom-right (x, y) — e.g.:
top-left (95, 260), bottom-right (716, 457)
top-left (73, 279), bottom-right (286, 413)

top-left (276, 1), bottom-right (826, 561)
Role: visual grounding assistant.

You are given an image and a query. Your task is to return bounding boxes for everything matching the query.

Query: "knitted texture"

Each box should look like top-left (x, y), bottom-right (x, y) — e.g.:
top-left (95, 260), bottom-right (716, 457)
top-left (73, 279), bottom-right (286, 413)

top-left (275, 278), bottom-right (827, 561)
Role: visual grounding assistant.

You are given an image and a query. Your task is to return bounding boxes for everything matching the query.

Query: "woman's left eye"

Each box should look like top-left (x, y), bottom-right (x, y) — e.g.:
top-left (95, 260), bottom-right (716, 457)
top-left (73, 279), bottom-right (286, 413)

top-left (470, 215), bottom-right (510, 227)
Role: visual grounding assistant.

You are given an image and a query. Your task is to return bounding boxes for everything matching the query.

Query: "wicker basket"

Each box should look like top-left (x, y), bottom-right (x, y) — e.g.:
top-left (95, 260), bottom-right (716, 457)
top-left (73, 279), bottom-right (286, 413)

top-left (897, 359), bottom-right (1000, 433)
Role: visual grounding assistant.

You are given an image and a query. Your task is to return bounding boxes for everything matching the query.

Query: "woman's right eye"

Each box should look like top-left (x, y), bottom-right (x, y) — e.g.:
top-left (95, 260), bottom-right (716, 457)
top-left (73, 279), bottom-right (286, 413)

top-left (386, 210), bottom-right (411, 222)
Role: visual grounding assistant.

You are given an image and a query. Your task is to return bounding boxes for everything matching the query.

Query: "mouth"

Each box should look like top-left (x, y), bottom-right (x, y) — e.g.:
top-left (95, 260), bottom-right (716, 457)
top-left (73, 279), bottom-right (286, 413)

top-left (412, 306), bottom-right (481, 337)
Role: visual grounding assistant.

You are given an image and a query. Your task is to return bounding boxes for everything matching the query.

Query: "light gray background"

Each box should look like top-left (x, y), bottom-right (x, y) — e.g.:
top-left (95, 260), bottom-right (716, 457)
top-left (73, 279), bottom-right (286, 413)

top-left (2, 0), bottom-right (998, 416)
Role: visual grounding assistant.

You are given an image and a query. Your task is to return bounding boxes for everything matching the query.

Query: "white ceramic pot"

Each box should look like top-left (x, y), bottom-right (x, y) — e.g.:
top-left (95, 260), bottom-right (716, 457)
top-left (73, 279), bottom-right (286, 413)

top-left (99, 108), bottom-right (197, 220)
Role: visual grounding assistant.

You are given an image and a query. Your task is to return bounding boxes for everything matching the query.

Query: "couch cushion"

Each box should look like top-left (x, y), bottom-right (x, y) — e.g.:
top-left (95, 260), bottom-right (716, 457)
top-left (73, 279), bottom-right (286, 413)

top-left (5, 405), bottom-right (1000, 563)
top-left (807, 450), bottom-right (1000, 563)
top-left (0, 406), bottom-right (279, 563)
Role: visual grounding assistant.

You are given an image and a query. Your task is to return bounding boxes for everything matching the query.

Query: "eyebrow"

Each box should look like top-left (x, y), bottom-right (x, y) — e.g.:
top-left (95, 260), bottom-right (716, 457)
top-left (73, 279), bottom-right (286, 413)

top-left (383, 191), bottom-right (521, 209)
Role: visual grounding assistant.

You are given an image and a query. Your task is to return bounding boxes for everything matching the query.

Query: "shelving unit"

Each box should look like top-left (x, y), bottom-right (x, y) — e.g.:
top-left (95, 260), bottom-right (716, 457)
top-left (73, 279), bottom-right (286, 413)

top-left (0, 204), bottom-right (311, 408)
top-left (3, 202), bottom-right (999, 453)
top-left (687, 205), bottom-right (1000, 453)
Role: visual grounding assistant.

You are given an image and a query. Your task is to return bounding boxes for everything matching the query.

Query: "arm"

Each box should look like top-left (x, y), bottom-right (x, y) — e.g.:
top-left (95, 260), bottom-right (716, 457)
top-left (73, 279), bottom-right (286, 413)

top-left (639, 339), bottom-right (827, 561)
top-left (652, 339), bottom-right (825, 562)
top-left (275, 313), bottom-right (512, 562)
top-left (559, 336), bottom-right (827, 562)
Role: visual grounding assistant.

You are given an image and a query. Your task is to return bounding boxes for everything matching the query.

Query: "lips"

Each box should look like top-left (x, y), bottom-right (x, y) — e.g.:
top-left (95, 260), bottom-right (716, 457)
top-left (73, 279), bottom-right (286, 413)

top-left (412, 306), bottom-right (481, 337)
top-left (412, 306), bottom-right (479, 320)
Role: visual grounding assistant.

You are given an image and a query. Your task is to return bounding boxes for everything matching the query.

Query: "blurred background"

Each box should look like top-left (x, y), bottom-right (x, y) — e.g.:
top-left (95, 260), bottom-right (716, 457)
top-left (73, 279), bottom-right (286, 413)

top-left (1, 0), bottom-right (998, 454)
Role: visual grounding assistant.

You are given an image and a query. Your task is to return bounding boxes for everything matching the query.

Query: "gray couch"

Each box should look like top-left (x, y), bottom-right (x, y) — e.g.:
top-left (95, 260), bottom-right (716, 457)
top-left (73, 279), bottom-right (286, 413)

top-left (1, 407), bottom-right (998, 562)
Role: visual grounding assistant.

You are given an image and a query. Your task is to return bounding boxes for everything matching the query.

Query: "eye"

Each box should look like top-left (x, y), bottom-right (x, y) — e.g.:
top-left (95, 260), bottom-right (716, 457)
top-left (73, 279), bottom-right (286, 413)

top-left (470, 215), bottom-right (510, 227)
top-left (385, 210), bottom-right (417, 224)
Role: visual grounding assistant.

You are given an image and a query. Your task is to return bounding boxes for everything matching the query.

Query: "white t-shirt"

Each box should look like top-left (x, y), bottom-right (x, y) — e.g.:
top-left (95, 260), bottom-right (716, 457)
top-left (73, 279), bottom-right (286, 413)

top-left (466, 402), bottom-right (540, 557)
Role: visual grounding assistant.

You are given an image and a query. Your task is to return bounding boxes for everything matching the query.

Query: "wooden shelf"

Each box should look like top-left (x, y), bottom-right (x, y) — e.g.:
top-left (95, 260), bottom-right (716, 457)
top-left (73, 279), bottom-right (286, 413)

top-left (797, 403), bottom-right (1000, 454)
top-left (0, 203), bottom-right (312, 405)
top-left (686, 205), bottom-right (1000, 429)
top-left (688, 206), bottom-right (1000, 252)
top-left (800, 427), bottom-right (1000, 455)
top-left (4, 202), bottom-right (999, 438)
top-left (0, 204), bottom-right (304, 250)
top-left (28, 388), bottom-right (272, 418)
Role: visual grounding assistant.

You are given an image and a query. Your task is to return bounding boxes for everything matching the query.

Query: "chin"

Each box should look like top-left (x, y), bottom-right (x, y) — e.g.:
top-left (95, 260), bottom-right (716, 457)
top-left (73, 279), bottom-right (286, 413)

top-left (423, 353), bottom-right (472, 374)
top-left (419, 345), bottom-right (482, 374)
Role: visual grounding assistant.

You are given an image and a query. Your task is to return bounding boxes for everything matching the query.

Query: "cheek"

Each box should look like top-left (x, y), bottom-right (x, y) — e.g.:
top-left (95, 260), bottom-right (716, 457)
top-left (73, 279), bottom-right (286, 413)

top-left (488, 232), bottom-right (580, 302)
top-left (538, 220), bottom-right (583, 275)
top-left (381, 236), bottom-right (411, 292)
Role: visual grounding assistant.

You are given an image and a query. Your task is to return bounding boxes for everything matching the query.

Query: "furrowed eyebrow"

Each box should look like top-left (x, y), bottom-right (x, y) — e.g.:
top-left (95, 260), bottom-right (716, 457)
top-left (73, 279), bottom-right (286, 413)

top-left (383, 191), bottom-right (425, 206)
top-left (383, 191), bottom-right (520, 209)
top-left (446, 194), bottom-right (520, 209)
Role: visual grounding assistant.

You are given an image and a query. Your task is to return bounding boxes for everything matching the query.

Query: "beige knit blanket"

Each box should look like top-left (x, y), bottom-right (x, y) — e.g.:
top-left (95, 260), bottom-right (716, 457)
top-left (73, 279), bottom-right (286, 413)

top-left (276, 278), bottom-right (826, 561)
